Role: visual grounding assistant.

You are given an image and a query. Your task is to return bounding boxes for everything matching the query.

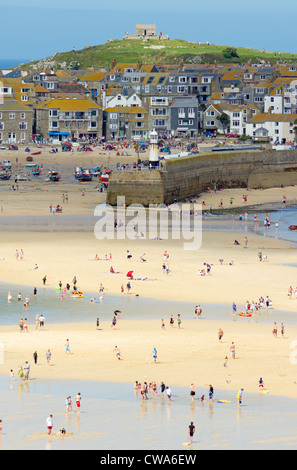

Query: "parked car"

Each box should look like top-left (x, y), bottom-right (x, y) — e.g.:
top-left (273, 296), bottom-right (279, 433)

top-left (203, 131), bottom-right (214, 137)
top-left (226, 133), bottom-right (240, 138)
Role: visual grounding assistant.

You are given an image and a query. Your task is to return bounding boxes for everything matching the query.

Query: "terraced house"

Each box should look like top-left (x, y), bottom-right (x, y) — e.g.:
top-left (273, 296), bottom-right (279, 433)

top-left (0, 98), bottom-right (33, 144)
top-left (35, 98), bottom-right (102, 141)
top-left (103, 106), bottom-right (148, 140)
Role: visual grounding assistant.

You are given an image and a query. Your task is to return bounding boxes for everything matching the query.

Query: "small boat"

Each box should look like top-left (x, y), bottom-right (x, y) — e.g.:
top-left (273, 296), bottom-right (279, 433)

top-left (289, 225), bottom-right (297, 230)
top-left (31, 151), bottom-right (41, 156)
top-left (25, 163), bottom-right (38, 168)
top-left (71, 291), bottom-right (84, 298)
top-left (32, 167), bottom-right (42, 176)
top-left (239, 312), bottom-right (252, 317)
top-left (48, 170), bottom-right (61, 182)
top-left (100, 172), bottom-right (110, 184)
top-left (77, 171), bottom-right (93, 182)
top-left (0, 173), bottom-right (11, 180)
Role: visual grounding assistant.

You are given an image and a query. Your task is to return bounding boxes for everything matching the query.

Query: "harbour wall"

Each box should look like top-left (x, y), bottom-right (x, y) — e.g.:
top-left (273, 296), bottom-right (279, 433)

top-left (106, 149), bottom-right (297, 206)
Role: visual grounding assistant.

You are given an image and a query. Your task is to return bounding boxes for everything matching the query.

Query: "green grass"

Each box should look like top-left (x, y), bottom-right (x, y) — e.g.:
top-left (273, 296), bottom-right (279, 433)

top-left (19, 39), bottom-right (297, 70)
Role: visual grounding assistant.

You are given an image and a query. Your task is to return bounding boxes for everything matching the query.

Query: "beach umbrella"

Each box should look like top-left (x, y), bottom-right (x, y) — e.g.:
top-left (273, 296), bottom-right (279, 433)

top-left (126, 271), bottom-right (133, 278)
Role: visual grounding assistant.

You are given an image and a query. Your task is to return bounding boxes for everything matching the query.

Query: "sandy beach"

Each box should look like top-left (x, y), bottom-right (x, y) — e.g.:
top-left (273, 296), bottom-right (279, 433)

top-left (0, 144), bottom-right (297, 403)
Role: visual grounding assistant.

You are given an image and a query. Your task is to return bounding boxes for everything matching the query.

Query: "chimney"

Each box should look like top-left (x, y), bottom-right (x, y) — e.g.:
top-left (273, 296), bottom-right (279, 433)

top-left (111, 58), bottom-right (116, 70)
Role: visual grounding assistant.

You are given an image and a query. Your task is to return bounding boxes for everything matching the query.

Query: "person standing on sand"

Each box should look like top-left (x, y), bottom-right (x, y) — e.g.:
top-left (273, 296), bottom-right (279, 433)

top-left (33, 351), bottom-right (38, 364)
top-left (272, 322), bottom-right (277, 337)
top-left (188, 422), bottom-right (195, 445)
top-left (281, 322), bottom-right (285, 338)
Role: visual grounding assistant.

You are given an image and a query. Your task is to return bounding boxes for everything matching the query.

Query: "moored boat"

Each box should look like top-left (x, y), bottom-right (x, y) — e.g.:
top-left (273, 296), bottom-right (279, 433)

top-left (289, 225), bottom-right (297, 230)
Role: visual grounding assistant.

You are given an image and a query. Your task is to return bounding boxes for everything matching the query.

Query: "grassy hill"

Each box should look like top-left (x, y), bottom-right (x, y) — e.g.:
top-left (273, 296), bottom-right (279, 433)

top-left (19, 39), bottom-right (297, 70)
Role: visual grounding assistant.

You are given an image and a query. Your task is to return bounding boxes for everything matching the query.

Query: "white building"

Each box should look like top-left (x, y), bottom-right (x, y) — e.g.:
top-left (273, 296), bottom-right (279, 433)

top-left (246, 113), bottom-right (297, 142)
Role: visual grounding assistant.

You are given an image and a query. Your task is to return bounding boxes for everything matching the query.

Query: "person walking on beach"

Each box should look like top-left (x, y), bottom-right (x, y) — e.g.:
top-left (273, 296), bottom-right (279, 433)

top-left (42, 275), bottom-right (47, 286)
top-left (232, 302), bottom-right (237, 315)
top-left (46, 349), bottom-right (51, 364)
top-left (230, 342), bottom-right (236, 359)
top-left (281, 322), bottom-right (285, 338)
top-left (218, 328), bottom-right (224, 341)
top-left (33, 351), bottom-right (38, 364)
top-left (272, 322), bottom-right (277, 337)
top-left (113, 346), bottom-right (121, 360)
top-left (169, 315), bottom-right (174, 327)
top-left (65, 339), bottom-right (71, 354)
top-left (39, 314), bottom-right (45, 328)
top-left (244, 236), bottom-right (248, 248)
top-left (177, 314), bottom-right (181, 329)
top-left (188, 422), bottom-right (195, 445)
top-left (152, 347), bottom-right (157, 363)
top-left (46, 414), bottom-right (53, 435)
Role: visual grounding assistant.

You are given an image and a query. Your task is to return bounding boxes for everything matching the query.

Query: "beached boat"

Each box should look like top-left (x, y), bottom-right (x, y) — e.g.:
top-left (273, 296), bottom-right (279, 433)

top-left (100, 172), bottom-right (110, 184)
top-left (289, 225), bottom-right (297, 230)
top-left (0, 173), bottom-right (11, 180)
top-left (31, 151), bottom-right (41, 156)
top-left (75, 167), bottom-right (93, 181)
top-left (32, 167), bottom-right (42, 176)
top-left (48, 170), bottom-right (61, 182)
top-left (25, 163), bottom-right (38, 168)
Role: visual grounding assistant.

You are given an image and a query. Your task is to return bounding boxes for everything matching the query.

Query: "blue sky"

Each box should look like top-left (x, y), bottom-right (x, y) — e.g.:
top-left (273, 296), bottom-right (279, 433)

top-left (0, 0), bottom-right (296, 62)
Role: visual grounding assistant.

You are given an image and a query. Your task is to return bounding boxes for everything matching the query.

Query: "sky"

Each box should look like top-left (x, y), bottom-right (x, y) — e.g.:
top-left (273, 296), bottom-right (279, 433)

top-left (0, 0), bottom-right (296, 62)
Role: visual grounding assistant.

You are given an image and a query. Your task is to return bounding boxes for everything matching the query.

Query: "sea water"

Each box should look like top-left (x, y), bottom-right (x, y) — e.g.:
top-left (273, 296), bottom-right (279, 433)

top-left (1, 376), bottom-right (297, 450)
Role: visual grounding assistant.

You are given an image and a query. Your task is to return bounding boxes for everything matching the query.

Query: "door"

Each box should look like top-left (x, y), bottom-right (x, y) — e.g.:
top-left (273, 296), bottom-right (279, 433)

top-left (8, 133), bottom-right (16, 143)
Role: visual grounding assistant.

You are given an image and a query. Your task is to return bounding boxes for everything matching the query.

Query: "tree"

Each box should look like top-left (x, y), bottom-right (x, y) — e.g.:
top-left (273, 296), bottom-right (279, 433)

top-left (216, 113), bottom-right (230, 135)
top-left (222, 47), bottom-right (239, 59)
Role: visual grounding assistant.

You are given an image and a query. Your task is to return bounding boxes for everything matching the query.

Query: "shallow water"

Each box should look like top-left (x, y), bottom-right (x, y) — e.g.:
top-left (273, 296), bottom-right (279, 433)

top-left (1, 281), bottom-right (297, 327)
top-left (1, 376), bottom-right (297, 450)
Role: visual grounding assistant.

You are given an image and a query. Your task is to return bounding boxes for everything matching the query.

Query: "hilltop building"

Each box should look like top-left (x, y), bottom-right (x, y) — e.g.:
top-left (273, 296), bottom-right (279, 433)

top-left (123, 24), bottom-right (169, 41)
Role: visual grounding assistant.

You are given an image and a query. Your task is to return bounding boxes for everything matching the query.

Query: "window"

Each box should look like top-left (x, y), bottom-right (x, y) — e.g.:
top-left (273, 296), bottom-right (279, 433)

top-left (110, 113), bottom-right (118, 120)
top-left (256, 88), bottom-right (264, 94)
top-left (20, 132), bottom-right (26, 141)
top-left (153, 119), bottom-right (165, 126)
top-left (178, 108), bottom-right (185, 116)
top-left (233, 112), bottom-right (240, 117)
top-left (275, 122), bottom-right (279, 126)
top-left (0, 122), bottom-right (4, 130)
top-left (145, 85), bottom-right (150, 93)
top-left (89, 121), bottom-right (97, 128)
top-left (131, 76), bottom-right (140, 83)
top-left (21, 113), bottom-right (26, 119)
top-left (135, 122), bottom-right (143, 128)
top-left (50, 121), bottom-right (58, 128)
top-left (110, 74), bottom-right (115, 81)
top-left (206, 120), bottom-right (215, 126)
top-left (109, 123), bottom-right (117, 129)
top-left (169, 76), bottom-right (175, 82)
top-left (147, 76), bottom-right (155, 84)
top-left (136, 113), bottom-right (143, 118)
top-left (177, 86), bottom-right (186, 93)
top-left (21, 96), bottom-right (28, 101)
top-left (91, 110), bottom-right (98, 116)
top-left (49, 110), bottom-right (58, 117)
top-left (232, 120), bottom-right (240, 127)
top-left (19, 122), bottom-right (27, 130)
top-left (166, 85), bottom-right (172, 93)
top-left (179, 76), bottom-right (186, 83)
top-left (275, 129), bottom-right (279, 134)
top-left (21, 88), bottom-right (29, 93)
top-left (207, 111), bottom-right (215, 116)
top-left (188, 108), bottom-right (195, 117)
top-left (158, 76), bottom-right (166, 84)
top-left (121, 76), bottom-right (129, 82)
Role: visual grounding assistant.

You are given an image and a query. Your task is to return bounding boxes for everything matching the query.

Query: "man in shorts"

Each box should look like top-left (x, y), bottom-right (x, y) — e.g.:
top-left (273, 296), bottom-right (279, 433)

top-left (188, 422), bottom-right (195, 444)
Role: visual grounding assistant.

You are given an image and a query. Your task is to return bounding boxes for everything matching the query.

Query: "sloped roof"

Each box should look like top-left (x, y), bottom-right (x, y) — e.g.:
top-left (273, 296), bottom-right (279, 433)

top-left (248, 113), bottom-right (297, 123)
top-left (36, 98), bottom-right (101, 110)
top-left (0, 98), bottom-right (33, 111)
